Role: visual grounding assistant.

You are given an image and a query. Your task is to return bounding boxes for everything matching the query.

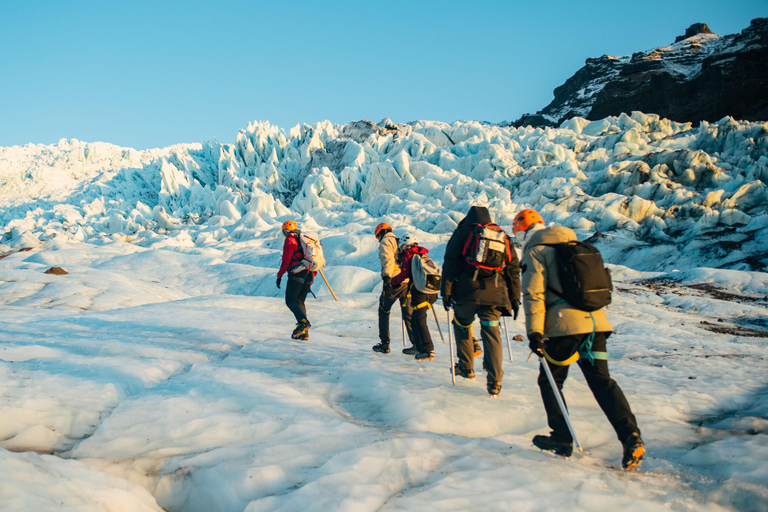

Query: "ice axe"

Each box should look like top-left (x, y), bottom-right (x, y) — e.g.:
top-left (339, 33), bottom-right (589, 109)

top-left (447, 310), bottom-right (456, 386)
top-left (431, 307), bottom-right (445, 343)
top-left (502, 317), bottom-right (513, 362)
top-left (317, 268), bottom-right (338, 301)
top-left (538, 353), bottom-right (582, 452)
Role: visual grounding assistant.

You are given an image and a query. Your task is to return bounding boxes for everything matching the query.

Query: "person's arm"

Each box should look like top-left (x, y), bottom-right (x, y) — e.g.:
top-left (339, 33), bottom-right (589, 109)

top-left (278, 236), bottom-right (299, 277)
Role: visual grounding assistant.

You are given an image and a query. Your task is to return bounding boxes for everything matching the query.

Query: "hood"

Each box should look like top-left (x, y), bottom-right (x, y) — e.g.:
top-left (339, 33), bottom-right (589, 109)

top-left (458, 206), bottom-right (492, 228)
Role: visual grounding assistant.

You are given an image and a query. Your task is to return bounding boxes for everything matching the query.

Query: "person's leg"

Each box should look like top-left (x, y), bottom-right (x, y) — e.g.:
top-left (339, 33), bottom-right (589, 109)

top-left (452, 303), bottom-right (477, 375)
top-left (578, 332), bottom-right (641, 442)
top-left (478, 307), bottom-right (503, 390)
top-left (410, 290), bottom-right (435, 354)
top-left (536, 335), bottom-right (581, 442)
top-left (285, 273), bottom-right (307, 323)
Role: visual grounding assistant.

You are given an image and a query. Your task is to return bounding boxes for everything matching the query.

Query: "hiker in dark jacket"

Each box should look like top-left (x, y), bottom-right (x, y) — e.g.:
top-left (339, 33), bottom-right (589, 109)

top-left (441, 206), bottom-right (520, 396)
top-left (513, 208), bottom-right (644, 470)
top-left (277, 220), bottom-right (315, 340)
top-left (391, 234), bottom-right (437, 361)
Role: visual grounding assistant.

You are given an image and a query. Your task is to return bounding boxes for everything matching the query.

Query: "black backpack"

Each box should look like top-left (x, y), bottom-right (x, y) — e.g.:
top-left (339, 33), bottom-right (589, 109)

top-left (538, 241), bottom-right (612, 312)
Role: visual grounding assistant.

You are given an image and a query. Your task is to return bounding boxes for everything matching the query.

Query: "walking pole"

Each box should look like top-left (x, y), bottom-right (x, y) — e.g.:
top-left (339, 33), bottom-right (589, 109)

top-left (502, 317), bottom-right (513, 362)
top-left (447, 310), bottom-right (456, 385)
top-left (402, 317), bottom-right (407, 347)
top-left (318, 268), bottom-right (338, 301)
top-left (431, 307), bottom-right (445, 343)
top-left (539, 355), bottom-right (582, 452)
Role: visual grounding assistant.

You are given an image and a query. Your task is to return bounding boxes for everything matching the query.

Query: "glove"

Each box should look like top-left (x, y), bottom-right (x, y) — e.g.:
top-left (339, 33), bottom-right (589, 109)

top-left (511, 299), bottom-right (519, 321)
top-left (528, 332), bottom-right (545, 356)
top-left (442, 295), bottom-right (453, 311)
top-left (276, 275), bottom-right (282, 289)
top-left (382, 275), bottom-right (391, 286)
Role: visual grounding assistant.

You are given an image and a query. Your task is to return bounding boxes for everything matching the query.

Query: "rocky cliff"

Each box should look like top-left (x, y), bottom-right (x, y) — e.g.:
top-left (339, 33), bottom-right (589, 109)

top-left (514, 18), bottom-right (768, 127)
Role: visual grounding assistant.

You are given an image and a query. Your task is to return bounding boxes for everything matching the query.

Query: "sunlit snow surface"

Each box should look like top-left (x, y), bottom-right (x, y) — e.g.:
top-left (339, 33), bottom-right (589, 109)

top-left (1, 114), bottom-right (767, 511)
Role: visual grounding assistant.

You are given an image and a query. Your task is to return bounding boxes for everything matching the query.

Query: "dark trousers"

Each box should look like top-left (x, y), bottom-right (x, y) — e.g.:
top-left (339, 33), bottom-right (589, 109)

top-left (453, 303), bottom-right (503, 384)
top-left (286, 270), bottom-right (313, 324)
top-left (410, 289), bottom-right (437, 353)
top-left (378, 281), bottom-right (413, 345)
top-left (538, 332), bottom-right (640, 443)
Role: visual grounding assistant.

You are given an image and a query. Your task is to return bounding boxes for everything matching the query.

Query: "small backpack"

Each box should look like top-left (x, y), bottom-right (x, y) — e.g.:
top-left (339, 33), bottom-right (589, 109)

top-left (411, 254), bottom-right (441, 294)
top-left (539, 241), bottom-right (612, 312)
top-left (462, 223), bottom-right (512, 278)
top-left (298, 232), bottom-right (326, 272)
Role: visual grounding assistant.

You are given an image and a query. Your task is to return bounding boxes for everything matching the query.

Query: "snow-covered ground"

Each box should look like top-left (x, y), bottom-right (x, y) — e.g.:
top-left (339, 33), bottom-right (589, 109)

top-left (1, 114), bottom-right (767, 511)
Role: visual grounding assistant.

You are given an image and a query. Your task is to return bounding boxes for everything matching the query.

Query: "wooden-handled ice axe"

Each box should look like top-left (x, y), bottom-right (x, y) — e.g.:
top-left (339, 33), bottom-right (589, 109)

top-left (317, 268), bottom-right (338, 301)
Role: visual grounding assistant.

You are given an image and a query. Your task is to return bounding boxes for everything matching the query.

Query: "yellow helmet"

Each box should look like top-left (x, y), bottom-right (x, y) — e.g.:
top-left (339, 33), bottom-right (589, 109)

top-left (512, 209), bottom-right (544, 236)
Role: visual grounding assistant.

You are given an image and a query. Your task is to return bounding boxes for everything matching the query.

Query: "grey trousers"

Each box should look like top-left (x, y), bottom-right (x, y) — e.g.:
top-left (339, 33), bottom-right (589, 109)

top-left (452, 303), bottom-right (503, 384)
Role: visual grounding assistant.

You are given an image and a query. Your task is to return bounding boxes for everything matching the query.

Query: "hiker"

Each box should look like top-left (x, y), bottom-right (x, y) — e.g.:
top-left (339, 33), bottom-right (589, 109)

top-left (513, 208), bottom-right (645, 469)
top-left (441, 206), bottom-right (520, 396)
top-left (372, 222), bottom-right (415, 354)
top-left (276, 220), bottom-right (315, 340)
top-left (390, 234), bottom-right (437, 361)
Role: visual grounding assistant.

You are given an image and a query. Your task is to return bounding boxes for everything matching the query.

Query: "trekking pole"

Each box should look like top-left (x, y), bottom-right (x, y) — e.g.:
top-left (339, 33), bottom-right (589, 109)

top-left (539, 355), bottom-right (582, 452)
top-left (447, 310), bottom-right (456, 385)
top-left (317, 268), bottom-right (338, 301)
top-left (431, 307), bottom-right (445, 342)
top-left (402, 317), bottom-right (407, 347)
top-left (502, 317), bottom-right (513, 362)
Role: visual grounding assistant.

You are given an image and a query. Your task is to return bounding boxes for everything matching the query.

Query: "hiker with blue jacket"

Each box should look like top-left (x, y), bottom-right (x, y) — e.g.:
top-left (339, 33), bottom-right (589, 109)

top-left (513, 208), bottom-right (644, 470)
top-left (441, 205), bottom-right (520, 396)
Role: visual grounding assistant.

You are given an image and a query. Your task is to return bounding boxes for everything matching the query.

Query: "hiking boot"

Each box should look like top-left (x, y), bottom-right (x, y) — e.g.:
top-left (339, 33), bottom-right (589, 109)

top-left (372, 342), bottom-right (391, 354)
top-left (297, 332), bottom-right (309, 341)
top-left (532, 435), bottom-right (573, 457)
top-left (415, 350), bottom-right (435, 361)
top-left (453, 364), bottom-right (475, 380)
top-left (487, 381), bottom-right (501, 396)
top-left (291, 320), bottom-right (310, 339)
top-left (473, 339), bottom-right (482, 357)
top-left (402, 346), bottom-right (417, 355)
top-left (622, 433), bottom-right (645, 470)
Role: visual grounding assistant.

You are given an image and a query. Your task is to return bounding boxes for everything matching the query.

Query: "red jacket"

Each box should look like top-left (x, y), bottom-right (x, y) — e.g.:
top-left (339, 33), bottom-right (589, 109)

top-left (278, 233), bottom-right (305, 278)
top-left (391, 245), bottom-right (429, 287)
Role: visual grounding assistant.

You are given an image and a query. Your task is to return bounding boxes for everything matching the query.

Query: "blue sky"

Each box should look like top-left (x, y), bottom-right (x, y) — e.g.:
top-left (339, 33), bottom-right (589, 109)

top-left (1, 0), bottom-right (765, 150)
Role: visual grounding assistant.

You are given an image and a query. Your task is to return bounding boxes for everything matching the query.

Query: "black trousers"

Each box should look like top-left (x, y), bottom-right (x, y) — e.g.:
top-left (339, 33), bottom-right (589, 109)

top-left (538, 332), bottom-right (640, 443)
top-left (378, 281), bottom-right (413, 345)
top-left (285, 270), bottom-right (313, 324)
top-left (453, 303), bottom-right (503, 384)
top-left (410, 289), bottom-right (437, 353)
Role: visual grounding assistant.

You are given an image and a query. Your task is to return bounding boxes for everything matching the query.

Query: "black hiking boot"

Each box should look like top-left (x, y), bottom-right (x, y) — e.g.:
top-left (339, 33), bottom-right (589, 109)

top-left (415, 350), bottom-right (434, 361)
top-left (622, 433), bottom-right (645, 470)
top-left (402, 346), bottom-right (417, 355)
top-left (487, 381), bottom-right (501, 396)
top-left (532, 435), bottom-right (573, 457)
top-left (473, 339), bottom-right (482, 358)
top-left (291, 320), bottom-right (310, 339)
top-left (372, 342), bottom-right (391, 354)
top-left (453, 363), bottom-right (475, 380)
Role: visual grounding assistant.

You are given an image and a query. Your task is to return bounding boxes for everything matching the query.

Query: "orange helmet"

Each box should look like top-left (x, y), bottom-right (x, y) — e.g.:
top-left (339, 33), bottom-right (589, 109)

top-left (512, 209), bottom-right (544, 236)
top-left (374, 222), bottom-right (392, 239)
top-left (282, 220), bottom-right (297, 233)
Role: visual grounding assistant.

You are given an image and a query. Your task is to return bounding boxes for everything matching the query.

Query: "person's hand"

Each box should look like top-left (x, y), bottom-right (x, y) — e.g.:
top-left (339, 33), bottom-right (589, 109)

top-left (382, 275), bottom-right (391, 286)
top-left (528, 332), bottom-right (545, 355)
top-left (512, 299), bottom-right (519, 320)
top-left (442, 295), bottom-right (453, 311)
top-left (276, 276), bottom-right (282, 289)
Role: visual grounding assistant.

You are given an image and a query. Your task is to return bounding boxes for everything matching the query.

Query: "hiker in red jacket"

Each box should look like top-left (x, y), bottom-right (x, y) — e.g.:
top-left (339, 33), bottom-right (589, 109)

top-left (391, 234), bottom-right (436, 361)
top-left (276, 220), bottom-right (315, 340)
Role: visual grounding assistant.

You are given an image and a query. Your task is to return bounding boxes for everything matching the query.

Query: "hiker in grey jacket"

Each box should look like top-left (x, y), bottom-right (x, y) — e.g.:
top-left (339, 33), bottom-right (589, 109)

top-left (372, 222), bottom-right (414, 354)
top-left (514, 208), bottom-right (644, 470)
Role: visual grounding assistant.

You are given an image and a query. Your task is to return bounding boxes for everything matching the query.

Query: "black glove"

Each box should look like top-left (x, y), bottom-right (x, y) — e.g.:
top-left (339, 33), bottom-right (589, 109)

top-left (512, 299), bottom-right (519, 321)
top-left (442, 295), bottom-right (453, 311)
top-left (276, 275), bottom-right (282, 289)
top-left (382, 275), bottom-right (391, 286)
top-left (528, 332), bottom-right (545, 355)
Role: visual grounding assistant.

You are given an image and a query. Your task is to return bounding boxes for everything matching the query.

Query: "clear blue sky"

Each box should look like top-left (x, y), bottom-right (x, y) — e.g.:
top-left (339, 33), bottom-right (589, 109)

top-left (1, 0), bottom-right (765, 150)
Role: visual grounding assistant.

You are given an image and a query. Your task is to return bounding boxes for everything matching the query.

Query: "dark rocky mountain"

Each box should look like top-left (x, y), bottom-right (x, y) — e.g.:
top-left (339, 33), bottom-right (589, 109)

top-left (513, 18), bottom-right (768, 128)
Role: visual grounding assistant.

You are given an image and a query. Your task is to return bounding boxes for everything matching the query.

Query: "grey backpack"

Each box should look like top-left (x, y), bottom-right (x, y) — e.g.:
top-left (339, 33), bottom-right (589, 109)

top-left (412, 254), bottom-right (441, 294)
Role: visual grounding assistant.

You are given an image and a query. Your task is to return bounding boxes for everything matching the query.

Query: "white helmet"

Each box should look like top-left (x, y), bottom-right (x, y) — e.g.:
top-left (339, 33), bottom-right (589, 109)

top-left (399, 234), bottom-right (418, 249)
